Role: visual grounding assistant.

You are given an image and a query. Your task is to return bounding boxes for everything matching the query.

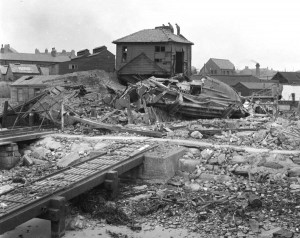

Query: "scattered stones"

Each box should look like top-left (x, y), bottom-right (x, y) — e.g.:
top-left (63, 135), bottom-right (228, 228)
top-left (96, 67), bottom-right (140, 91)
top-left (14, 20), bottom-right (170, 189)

top-left (179, 159), bottom-right (201, 173)
top-left (200, 149), bottom-right (213, 160)
top-left (190, 131), bottom-right (203, 139)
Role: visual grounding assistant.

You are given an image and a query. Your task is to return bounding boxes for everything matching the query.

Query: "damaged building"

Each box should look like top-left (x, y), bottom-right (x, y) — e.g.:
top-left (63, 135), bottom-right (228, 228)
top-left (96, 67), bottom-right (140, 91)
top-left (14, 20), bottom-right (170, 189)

top-left (113, 23), bottom-right (193, 84)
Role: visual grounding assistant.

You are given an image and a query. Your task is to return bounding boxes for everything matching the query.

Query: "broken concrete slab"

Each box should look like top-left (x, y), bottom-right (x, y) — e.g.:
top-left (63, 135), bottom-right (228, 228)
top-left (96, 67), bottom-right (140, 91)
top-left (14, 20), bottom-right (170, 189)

top-left (57, 152), bottom-right (81, 168)
top-left (93, 142), bottom-right (109, 151)
top-left (0, 184), bottom-right (13, 195)
top-left (70, 142), bottom-right (93, 154)
top-left (31, 147), bottom-right (51, 160)
top-left (36, 137), bottom-right (62, 151)
top-left (179, 159), bottom-right (201, 173)
top-left (288, 167), bottom-right (300, 177)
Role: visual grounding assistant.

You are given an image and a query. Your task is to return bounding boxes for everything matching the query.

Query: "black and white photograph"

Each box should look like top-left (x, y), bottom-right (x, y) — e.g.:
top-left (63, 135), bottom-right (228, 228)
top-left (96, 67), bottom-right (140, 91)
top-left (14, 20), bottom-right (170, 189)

top-left (0, 0), bottom-right (300, 237)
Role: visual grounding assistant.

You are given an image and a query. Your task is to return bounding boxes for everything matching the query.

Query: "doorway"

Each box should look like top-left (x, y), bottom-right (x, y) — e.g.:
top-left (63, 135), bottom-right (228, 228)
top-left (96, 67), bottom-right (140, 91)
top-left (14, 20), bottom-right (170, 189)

top-left (175, 51), bottom-right (184, 74)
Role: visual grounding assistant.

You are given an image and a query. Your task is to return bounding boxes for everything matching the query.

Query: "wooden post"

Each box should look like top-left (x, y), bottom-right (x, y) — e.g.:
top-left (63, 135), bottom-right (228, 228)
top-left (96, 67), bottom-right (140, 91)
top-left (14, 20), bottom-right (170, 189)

top-left (61, 99), bottom-right (64, 132)
top-left (38, 196), bottom-right (67, 238)
top-left (104, 171), bottom-right (119, 200)
top-left (50, 196), bottom-right (66, 238)
top-left (2, 101), bottom-right (8, 128)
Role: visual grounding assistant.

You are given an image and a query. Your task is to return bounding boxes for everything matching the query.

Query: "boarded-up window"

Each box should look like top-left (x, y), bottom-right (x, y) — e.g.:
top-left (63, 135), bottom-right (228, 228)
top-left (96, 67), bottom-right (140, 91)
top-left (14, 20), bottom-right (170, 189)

top-left (17, 89), bottom-right (23, 102)
top-left (34, 88), bottom-right (41, 96)
top-left (122, 46), bottom-right (127, 62)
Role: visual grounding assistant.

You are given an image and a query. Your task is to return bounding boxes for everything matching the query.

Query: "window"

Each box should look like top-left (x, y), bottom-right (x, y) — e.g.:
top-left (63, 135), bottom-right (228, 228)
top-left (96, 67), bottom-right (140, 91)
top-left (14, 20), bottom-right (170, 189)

top-left (68, 64), bottom-right (78, 69)
top-left (155, 59), bottom-right (163, 63)
top-left (155, 46), bottom-right (165, 52)
top-left (122, 46), bottom-right (127, 62)
top-left (34, 88), bottom-right (41, 96)
top-left (17, 89), bottom-right (23, 102)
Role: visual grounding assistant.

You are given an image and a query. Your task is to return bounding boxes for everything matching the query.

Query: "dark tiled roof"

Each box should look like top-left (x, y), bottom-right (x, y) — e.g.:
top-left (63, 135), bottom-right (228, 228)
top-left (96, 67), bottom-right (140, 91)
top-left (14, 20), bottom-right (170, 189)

top-left (9, 63), bottom-right (40, 74)
top-left (272, 72), bottom-right (300, 85)
top-left (211, 58), bottom-right (235, 70)
top-left (113, 28), bottom-right (193, 45)
top-left (236, 81), bottom-right (277, 89)
top-left (11, 75), bottom-right (59, 86)
top-left (0, 53), bottom-right (70, 63)
top-left (209, 75), bottom-right (263, 86)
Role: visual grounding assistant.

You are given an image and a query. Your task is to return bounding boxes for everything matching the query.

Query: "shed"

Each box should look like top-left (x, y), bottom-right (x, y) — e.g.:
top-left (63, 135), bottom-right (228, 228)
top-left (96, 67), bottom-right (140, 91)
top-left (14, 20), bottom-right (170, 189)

top-left (10, 75), bottom-right (57, 103)
top-left (5, 63), bottom-right (41, 81)
top-left (233, 81), bottom-right (278, 97)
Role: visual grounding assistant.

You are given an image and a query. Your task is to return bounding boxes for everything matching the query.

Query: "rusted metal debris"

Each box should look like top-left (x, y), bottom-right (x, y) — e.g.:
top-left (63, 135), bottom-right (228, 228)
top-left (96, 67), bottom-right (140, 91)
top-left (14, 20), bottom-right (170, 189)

top-left (115, 76), bottom-right (249, 121)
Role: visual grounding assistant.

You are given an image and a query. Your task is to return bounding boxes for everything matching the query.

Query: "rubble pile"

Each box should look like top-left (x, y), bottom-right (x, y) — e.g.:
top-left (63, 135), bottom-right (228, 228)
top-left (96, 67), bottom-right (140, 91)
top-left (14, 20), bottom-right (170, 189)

top-left (62, 140), bottom-right (300, 237)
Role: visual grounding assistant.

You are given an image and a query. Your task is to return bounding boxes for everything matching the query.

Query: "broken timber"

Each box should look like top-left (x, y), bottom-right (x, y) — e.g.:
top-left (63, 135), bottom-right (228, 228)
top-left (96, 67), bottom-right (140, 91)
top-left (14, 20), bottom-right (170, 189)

top-left (67, 115), bottom-right (165, 138)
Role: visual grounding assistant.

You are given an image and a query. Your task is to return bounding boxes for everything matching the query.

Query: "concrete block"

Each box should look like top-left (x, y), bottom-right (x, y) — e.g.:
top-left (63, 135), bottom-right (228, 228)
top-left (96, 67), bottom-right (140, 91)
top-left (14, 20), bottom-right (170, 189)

top-left (0, 156), bottom-right (20, 169)
top-left (138, 147), bottom-right (186, 182)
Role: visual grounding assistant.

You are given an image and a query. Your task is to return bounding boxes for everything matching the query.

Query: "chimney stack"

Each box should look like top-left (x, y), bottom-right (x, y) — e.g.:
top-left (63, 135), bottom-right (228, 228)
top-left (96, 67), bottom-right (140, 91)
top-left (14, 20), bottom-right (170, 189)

top-left (175, 23), bottom-right (180, 35)
top-left (45, 48), bottom-right (48, 54)
top-left (255, 63), bottom-right (260, 78)
top-left (51, 47), bottom-right (57, 57)
top-left (35, 48), bottom-right (40, 54)
top-left (0, 44), bottom-right (4, 53)
top-left (168, 22), bottom-right (174, 33)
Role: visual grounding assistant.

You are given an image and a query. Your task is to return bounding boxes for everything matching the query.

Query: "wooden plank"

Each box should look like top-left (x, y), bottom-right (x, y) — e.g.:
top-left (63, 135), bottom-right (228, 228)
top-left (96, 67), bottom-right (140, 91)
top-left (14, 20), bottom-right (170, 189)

top-left (68, 115), bottom-right (165, 138)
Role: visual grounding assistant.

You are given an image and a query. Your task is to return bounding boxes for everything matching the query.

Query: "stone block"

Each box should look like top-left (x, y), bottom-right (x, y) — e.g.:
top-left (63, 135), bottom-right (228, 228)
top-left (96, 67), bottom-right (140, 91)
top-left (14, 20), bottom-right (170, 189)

top-left (139, 147), bottom-right (186, 182)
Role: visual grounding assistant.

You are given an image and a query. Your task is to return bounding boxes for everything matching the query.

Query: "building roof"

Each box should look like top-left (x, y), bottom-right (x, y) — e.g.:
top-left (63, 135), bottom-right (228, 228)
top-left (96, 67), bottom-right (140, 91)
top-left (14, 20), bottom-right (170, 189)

top-left (0, 52), bottom-right (70, 63)
top-left (210, 58), bottom-right (235, 70)
top-left (209, 75), bottom-right (263, 86)
top-left (9, 63), bottom-right (40, 74)
top-left (0, 65), bottom-right (8, 75)
top-left (237, 67), bottom-right (277, 80)
top-left (113, 28), bottom-right (193, 45)
top-left (235, 81), bottom-right (277, 90)
top-left (271, 72), bottom-right (300, 85)
top-left (11, 75), bottom-right (59, 87)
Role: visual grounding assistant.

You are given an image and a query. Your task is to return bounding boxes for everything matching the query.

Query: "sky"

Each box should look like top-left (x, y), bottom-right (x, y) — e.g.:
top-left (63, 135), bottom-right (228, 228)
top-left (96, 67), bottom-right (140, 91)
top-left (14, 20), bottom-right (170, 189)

top-left (1, 0), bottom-right (300, 71)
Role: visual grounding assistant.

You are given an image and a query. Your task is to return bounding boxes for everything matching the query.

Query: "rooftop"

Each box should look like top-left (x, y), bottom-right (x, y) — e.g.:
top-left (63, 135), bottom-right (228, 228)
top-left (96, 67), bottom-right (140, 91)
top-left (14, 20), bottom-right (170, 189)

top-left (236, 81), bottom-right (278, 89)
top-left (113, 28), bottom-right (193, 45)
top-left (11, 75), bottom-right (59, 86)
top-left (0, 53), bottom-right (70, 63)
top-left (210, 58), bottom-right (235, 70)
top-left (208, 74), bottom-right (263, 86)
top-left (9, 63), bottom-right (40, 74)
top-left (272, 72), bottom-right (300, 85)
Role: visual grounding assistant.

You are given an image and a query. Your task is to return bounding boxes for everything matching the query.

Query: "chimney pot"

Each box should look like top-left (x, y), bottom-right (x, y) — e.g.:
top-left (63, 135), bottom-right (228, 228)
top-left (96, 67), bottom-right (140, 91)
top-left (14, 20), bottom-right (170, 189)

top-left (175, 23), bottom-right (180, 35)
top-left (51, 47), bottom-right (57, 57)
top-left (255, 63), bottom-right (260, 77)
top-left (168, 22), bottom-right (174, 33)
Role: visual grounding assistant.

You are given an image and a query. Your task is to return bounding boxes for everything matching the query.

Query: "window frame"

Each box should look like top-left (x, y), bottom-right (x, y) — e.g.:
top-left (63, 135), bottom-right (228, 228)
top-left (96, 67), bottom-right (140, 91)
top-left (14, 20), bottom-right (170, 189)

top-left (121, 46), bottom-right (128, 62)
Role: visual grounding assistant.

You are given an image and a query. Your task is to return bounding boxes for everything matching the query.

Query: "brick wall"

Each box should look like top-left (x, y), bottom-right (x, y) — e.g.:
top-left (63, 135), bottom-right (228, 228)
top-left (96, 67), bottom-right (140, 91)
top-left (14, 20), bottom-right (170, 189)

top-left (58, 50), bottom-right (115, 75)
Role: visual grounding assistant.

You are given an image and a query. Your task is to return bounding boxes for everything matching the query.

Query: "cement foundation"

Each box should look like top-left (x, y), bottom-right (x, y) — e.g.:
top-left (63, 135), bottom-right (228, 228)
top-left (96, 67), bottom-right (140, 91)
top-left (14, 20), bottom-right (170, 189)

top-left (121, 147), bottom-right (186, 183)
